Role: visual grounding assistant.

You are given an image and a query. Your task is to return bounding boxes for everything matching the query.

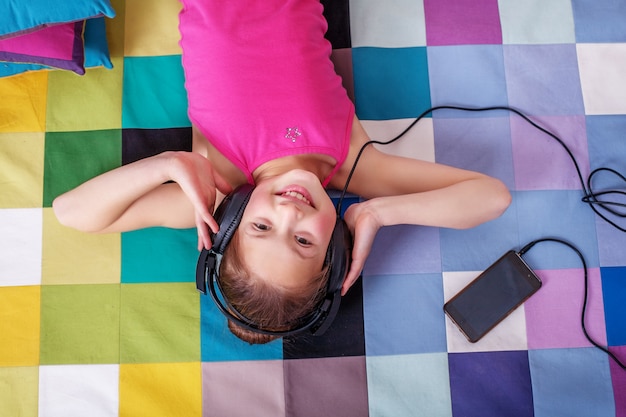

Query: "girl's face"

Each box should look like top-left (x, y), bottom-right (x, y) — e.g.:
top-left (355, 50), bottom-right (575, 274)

top-left (238, 169), bottom-right (337, 289)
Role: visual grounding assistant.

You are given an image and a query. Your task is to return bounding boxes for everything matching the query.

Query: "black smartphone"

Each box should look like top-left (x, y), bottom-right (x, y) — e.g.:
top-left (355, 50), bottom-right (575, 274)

top-left (443, 250), bottom-right (542, 343)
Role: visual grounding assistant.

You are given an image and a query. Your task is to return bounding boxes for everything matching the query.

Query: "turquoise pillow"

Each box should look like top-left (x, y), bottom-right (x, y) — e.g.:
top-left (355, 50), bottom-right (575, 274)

top-left (0, 0), bottom-right (115, 38)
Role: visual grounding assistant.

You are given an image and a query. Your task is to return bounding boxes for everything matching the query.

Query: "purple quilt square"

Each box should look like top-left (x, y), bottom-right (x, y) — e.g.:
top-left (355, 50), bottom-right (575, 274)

top-left (433, 116), bottom-right (515, 189)
top-left (504, 44), bottom-right (585, 116)
top-left (595, 217), bottom-right (626, 267)
top-left (448, 351), bottom-right (534, 417)
top-left (610, 346), bottom-right (626, 417)
top-left (525, 267), bottom-right (607, 350)
top-left (202, 361), bottom-right (285, 416)
top-left (424, 0), bottom-right (502, 46)
top-left (284, 356), bottom-right (369, 417)
top-left (511, 115), bottom-right (590, 191)
top-left (364, 224), bottom-right (441, 276)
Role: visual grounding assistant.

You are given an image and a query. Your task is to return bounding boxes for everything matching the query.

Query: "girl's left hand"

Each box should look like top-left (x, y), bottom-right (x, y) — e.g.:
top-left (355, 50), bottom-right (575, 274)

top-left (341, 201), bottom-right (382, 295)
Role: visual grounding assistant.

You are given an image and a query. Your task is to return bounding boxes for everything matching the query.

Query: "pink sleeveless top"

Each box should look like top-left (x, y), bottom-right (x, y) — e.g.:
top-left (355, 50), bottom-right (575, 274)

top-left (179, 0), bottom-right (355, 185)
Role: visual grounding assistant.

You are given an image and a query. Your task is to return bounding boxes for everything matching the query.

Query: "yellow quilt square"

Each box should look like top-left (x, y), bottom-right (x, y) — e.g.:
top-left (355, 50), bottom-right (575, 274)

top-left (124, 0), bottom-right (183, 57)
top-left (120, 362), bottom-right (202, 417)
top-left (0, 366), bottom-right (39, 417)
top-left (0, 132), bottom-right (45, 208)
top-left (46, 58), bottom-right (124, 132)
top-left (42, 208), bottom-right (121, 285)
top-left (0, 71), bottom-right (47, 133)
top-left (0, 286), bottom-right (40, 366)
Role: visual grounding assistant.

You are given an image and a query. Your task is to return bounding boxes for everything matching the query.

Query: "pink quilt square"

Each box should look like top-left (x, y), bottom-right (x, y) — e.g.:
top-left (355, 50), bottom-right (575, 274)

top-left (424, 0), bottom-right (502, 46)
top-left (525, 268), bottom-right (607, 350)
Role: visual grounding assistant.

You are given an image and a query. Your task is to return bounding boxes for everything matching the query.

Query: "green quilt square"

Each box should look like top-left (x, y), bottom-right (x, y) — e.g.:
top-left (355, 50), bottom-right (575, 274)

top-left (122, 56), bottom-right (190, 129)
top-left (120, 283), bottom-right (200, 363)
top-left (122, 227), bottom-right (197, 283)
top-left (40, 284), bottom-right (121, 365)
top-left (43, 129), bottom-right (121, 207)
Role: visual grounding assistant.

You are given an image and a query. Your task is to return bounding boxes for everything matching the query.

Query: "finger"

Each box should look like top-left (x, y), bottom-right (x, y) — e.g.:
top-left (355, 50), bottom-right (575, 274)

top-left (195, 214), bottom-right (212, 250)
top-left (213, 169), bottom-right (234, 195)
top-left (341, 258), bottom-right (364, 296)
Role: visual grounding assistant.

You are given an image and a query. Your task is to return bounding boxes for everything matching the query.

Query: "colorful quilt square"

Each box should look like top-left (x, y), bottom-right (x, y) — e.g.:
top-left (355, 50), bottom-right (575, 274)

top-left (121, 227), bottom-right (196, 283)
top-left (595, 216), bottom-right (626, 267)
top-left (119, 362), bottom-right (201, 417)
top-left (42, 208), bottom-right (120, 285)
top-left (123, 0), bottom-right (182, 57)
top-left (352, 47), bottom-right (431, 120)
top-left (610, 346), bottom-right (626, 410)
top-left (423, 0), bottom-right (502, 46)
top-left (0, 286), bottom-right (40, 366)
top-left (202, 360), bottom-right (285, 417)
top-left (0, 366), bottom-right (39, 417)
top-left (363, 273), bottom-right (447, 355)
top-left (367, 353), bottom-right (452, 417)
top-left (122, 127), bottom-right (191, 165)
top-left (364, 225), bottom-right (441, 276)
top-left (39, 364), bottom-right (119, 417)
top-left (586, 115), bottom-right (626, 175)
top-left (529, 348), bottom-right (616, 417)
top-left (504, 44), bottom-right (585, 116)
top-left (499, 0), bottom-right (575, 45)
top-left (350, 0), bottom-right (426, 48)
top-left (577, 44), bottom-right (626, 115)
top-left (515, 190), bottom-right (600, 269)
top-left (321, 0), bottom-right (351, 49)
top-left (284, 280), bottom-right (365, 359)
top-left (119, 283), bottom-right (199, 363)
top-left (122, 56), bottom-right (190, 129)
top-left (443, 271), bottom-right (530, 353)
top-left (0, 132), bottom-right (44, 208)
top-left (362, 117), bottom-right (435, 163)
top-left (43, 129), bottom-right (121, 207)
top-left (601, 267), bottom-right (626, 346)
top-left (0, 71), bottom-right (47, 133)
top-left (525, 268), bottom-right (607, 350)
top-left (433, 116), bottom-right (515, 188)
top-left (283, 356), bottom-right (369, 417)
top-left (200, 295), bottom-right (283, 362)
top-left (572, 0), bottom-right (626, 43)
top-left (46, 63), bottom-right (124, 132)
top-left (427, 45), bottom-right (508, 108)
top-left (0, 209), bottom-right (42, 286)
top-left (511, 114), bottom-right (589, 190)
top-left (40, 284), bottom-right (120, 364)
top-left (448, 351), bottom-right (534, 417)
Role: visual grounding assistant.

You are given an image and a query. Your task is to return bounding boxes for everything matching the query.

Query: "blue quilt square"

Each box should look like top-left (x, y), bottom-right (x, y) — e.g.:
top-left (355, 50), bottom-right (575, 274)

top-left (529, 348), bottom-right (616, 417)
top-left (200, 294), bottom-right (283, 362)
top-left (427, 45), bottom-right (508, 109)
top-left (364, 224), bottom-right (441, 276)
top-left (363, 273), bottom-right (447, 355)
top-left (440, 204), bottom-right (519, 272)
top-left (448, 351), bottom-right (534, 417)
top-left (515, 190), bottom-right (599, 269)
top-left (586, 115), bottom-right (626, 175)
top-left (121, 227), bottom-right (197, 283)
top-left (433, 116), bottom-right (515, 189)
top-left (352, 47), bottom-right (431, 120)
top-left (498, 0), bottom-right (575, 45)
top-left (572, 0), bottom-right (626, 43)
top-left (504, 44), bottom-right (584, 116)
top-left (122, 56), bottom-right (190, 129)
top-left (367, 353), bottom-right (452, 417)
top-left (601, 267), bottom-right (626, 346)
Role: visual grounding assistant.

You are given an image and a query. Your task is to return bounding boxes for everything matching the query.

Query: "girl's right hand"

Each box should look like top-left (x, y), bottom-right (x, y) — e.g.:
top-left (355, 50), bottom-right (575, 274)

top-left (166, 152), bottom-right (233, 250)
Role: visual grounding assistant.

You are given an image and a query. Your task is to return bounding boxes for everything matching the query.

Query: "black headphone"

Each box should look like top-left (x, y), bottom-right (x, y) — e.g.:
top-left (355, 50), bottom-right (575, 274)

top-left (196, 183), bottom-right (352, 337)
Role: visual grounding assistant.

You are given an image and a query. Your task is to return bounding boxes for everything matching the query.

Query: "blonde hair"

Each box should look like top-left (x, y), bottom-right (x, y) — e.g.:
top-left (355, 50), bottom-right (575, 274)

top-left (219, 231), bottom-right (330, 344)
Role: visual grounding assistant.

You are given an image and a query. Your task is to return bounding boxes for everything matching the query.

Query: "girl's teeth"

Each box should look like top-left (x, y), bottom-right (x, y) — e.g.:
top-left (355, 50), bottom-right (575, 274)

top-left (284, 191), bottom-right (311, 205)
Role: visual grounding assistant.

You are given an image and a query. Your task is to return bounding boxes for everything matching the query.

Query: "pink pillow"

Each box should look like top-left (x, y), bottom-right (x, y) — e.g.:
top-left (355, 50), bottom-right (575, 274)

top-left (0, 21), bottom-right (86, 74)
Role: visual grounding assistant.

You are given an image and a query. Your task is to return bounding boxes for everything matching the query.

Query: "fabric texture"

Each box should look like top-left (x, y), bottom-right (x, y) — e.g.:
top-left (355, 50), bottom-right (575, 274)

top-left (179, 0), bottom-right (354, 185)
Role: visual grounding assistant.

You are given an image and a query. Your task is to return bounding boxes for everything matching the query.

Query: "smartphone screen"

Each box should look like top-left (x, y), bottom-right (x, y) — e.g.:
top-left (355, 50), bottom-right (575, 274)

top-left (443, 250), bottom-right (542, 343)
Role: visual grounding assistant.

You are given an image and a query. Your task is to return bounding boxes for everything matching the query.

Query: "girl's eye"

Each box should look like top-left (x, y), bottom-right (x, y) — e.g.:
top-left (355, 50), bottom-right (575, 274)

top-left (254, 223), bottom-right (270, 231)
top-left (295, 236), bottom-right (312, 246)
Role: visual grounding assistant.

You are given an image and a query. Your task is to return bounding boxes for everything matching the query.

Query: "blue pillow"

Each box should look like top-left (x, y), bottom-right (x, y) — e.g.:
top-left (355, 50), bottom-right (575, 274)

top-left (0, 0), bottom-right (115, 38)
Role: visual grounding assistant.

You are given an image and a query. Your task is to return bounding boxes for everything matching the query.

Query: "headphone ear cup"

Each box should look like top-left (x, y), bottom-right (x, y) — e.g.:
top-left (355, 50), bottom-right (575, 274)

top-left (211, 184), bottom-right (255, 254)
top-left (327, 217), bottom-right (352, 294)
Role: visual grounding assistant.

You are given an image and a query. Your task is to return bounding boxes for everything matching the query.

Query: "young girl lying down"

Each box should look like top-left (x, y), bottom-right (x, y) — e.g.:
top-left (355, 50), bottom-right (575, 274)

top-left (53, 0), bottom-right (511, 344)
